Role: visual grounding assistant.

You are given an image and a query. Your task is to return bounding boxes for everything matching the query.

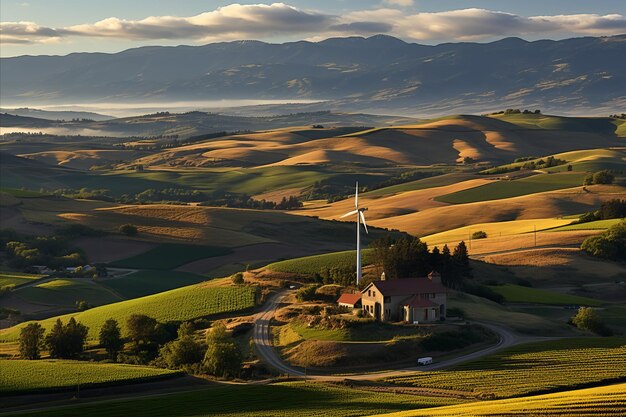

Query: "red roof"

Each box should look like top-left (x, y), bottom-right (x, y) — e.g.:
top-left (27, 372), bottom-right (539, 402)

top-left (403, 295), bottom-right (440, 308)
top-left (366, 278), bottom-right (446, 296)
top-left (337, 293), bottom-right (362, 305)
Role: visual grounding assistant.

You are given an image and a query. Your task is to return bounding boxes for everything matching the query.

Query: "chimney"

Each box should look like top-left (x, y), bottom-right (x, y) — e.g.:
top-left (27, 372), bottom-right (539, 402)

top-left (428, 271), bottom-right (441, 284)
top-left (380, 272), bottom-right (386, 281)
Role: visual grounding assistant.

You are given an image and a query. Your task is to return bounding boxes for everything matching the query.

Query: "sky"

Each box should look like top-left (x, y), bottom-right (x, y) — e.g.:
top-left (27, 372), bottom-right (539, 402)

top-left (1, 0), bottom-right (625, 57)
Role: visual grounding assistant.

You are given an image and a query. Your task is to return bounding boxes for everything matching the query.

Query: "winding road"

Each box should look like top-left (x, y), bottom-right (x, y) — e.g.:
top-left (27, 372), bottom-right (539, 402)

top-left (253, 290), bottom-right (555, 380)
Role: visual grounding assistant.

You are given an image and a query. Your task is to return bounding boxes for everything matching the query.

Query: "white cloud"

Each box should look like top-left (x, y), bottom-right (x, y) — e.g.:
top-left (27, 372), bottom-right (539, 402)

top-left (383, 0), bottom-right (414, 7)
top-left (1, 4), bottom-right (625, 45)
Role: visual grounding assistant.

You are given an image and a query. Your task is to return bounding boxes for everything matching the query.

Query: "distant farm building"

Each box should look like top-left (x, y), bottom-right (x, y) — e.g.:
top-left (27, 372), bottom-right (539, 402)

top-left (359, 272), bottom-right (447, 323)
top-left (337, 293), bottom-right (362, 309)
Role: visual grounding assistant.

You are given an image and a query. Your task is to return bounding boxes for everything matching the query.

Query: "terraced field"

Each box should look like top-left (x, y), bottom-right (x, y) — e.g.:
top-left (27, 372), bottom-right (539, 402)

top-left (0, 279), bottom-right (256, 341)
top-left (4, 381), bottom-right (459, 417)
top-left (378, 382), bottom-right (626, 417)
top-left (385, 337), bottom-right (626, 398)
top-left (1, 360), bottom-right (181, 393)
top-left (266, 249), bottom-right (373, 275)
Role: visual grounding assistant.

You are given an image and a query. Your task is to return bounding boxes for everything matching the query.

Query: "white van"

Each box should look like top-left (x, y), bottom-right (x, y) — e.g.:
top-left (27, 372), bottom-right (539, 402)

top-left (417, 357), bottom-right (433, 366)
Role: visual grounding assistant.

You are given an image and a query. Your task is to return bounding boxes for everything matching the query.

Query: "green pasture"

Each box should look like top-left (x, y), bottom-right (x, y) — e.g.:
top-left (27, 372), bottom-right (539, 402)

top-left (15, 279), bottom-right (122, 307)
top-left (103, 270), bottom-right (210, 298)
top-left (488, 284), bottom-right (602, 306)
top-left (109, 243), bottom-right (233, 270)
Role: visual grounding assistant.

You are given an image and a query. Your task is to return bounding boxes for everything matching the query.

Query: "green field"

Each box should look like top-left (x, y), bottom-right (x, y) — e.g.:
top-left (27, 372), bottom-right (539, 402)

top-left (549, 218), bottom-right (623, 231)
top-left (4, 381), bottom-right (459, 417)
top-left (109, 243), bottom-right (233, 270)
top-left (488, 284), bottom-right (603, 306)
top-left (436, 172), bottom-right (586, 204)
top-left (386, 337), bottom-right (626, 398)
top-left (0, 271), bottom-right (44, 287)
top-left (0, 360), bottom-right (181, 393)
top-left (378, 382), bottom-right (626, 417)
top-left (490, 113), bottom-right (618, 133)
top-left (103, 270), bottom-right (210, 298)
top-left (0, 281), bottom-right (256, 341)
top-left (266, 249), bottom-right (373, 275)
top-left (15, 279), bottom-right (122, 307)
top-left (363, 173), bottom-right (465, 198)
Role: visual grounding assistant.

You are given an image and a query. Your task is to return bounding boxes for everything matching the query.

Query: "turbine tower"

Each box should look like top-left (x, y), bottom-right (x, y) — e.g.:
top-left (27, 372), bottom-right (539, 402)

top-left (340, 182), bottom-right (368, 285)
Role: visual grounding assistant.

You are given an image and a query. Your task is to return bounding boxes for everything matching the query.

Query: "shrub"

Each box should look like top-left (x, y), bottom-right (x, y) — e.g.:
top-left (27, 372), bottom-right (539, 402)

top-left (231, 272), bottom-right (244, 285)
top-left (593, 170), bottom-right (615, 185)
top-left (119, 224), bottom-right (138, 236)
top-left (158, 323), bottom-right (205, 370)
top-left (203, 323), bottom-right (241, 378)
top-left (571, 307), bottom-right (613, 336)
top-left (471, 231), bottom-right (488, 239)
top-left (296, 285), bottom-right (321, 302)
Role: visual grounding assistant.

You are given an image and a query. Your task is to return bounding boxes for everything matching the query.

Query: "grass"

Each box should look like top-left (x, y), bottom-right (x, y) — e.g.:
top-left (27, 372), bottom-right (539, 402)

top-left (363, 173), bottom-right (466, 198)
top-left (421, 218), bottom-right (572, 245)
top-left (376, 382), bottom-right (626, 417)
top-left (0, 359), bottom-right (181, 393)
top-left (0, 280), bottom-right (256, 341)
top-left (102, 270), bottom-right (210, 298)
top-left (0, 271), bottom-right (44, 287)
top-left (435, 172), bottom-right (586, 204)
top-left (3, 381), bottom-right (460, 417)
top-left (15, 279), bottom-right (122, 307)
top-left (290, 321), bottom-right (422, 342)
top-left (266, 249), bottom-right (373, 275)
top-left (548, 218), bottom-right (623, 231)
top-left (385, 337), bottom-right (626, 398)
top-left (108, 243), bottom-right (233, 270)
top-left (487, 284), bottom-right (603, 306)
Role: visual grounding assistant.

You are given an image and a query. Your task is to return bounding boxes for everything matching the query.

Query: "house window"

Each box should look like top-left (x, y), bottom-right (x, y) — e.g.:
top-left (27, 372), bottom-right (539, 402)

top-left (373, 291), bottom-right (376, 297)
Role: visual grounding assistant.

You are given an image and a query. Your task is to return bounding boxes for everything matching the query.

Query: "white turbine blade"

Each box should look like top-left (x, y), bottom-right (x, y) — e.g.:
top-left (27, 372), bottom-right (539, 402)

top-left (359, 211), bottom-right (369, 234)
top-left (355, 181), bottom-right (359, 208)
top-left (340, 209), bottom-right (359, 218)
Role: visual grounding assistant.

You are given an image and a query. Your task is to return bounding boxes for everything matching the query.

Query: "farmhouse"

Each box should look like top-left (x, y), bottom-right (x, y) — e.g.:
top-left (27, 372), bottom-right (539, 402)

top-left (337, 293), bottom-right (362, 309)
top-left (360, 272), bottom-right (447, 323)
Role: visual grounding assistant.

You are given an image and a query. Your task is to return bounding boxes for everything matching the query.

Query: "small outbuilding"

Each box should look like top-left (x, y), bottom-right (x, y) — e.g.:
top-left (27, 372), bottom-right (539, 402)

top-left (337, 293), bottom-right (362, 309)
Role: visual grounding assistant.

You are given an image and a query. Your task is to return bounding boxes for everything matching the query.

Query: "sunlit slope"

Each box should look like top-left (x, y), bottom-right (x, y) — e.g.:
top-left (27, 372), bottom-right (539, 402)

top-left (375, 382), bottom-right (626, 417)
top-left (125, 115), bottom-right (623, 169)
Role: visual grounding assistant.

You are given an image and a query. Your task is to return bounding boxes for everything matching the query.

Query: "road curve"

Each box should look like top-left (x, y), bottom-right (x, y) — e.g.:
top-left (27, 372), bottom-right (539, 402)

top-left (253, 290), bottom-right (555, 381)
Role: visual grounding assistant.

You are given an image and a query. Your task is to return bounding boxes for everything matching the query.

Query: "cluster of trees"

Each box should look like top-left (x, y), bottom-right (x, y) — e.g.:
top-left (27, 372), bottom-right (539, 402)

top-left (577, 199), bottom-right (626, 224)
top-left (583, 170), bottom-right (615, 186)
top-left (19, 318), bottom-right (88, 360)
top-left (485, 156), bottom-right (567, 175)
top-left (520, 156), bottom-right (566, 171)
top-left (581, 221), bottom-right (625, 261)
top-left (46, 187), bottom-right (303, 210)
top-left (19, 314), bottom-right (244, 378)
top-left (609, 113), bottom-right (626, 119)
top-left (316, 266), bottom-right (355, 286)
top-left (1, 229), bottom-right (86, 270)
top-left (491, 109), bottom-right (541, 115)
top-left (369, 236), bottom-right (471, 289)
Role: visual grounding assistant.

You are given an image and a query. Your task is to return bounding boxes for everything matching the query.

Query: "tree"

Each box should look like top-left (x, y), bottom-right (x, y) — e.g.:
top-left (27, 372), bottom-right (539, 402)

top-left (118, 224), bottom-right (138, 236)
top-left (471, 231), bottom-right (487, 239)
top-left (19, 323), bottom-right (44, 359)
top-left (572, 307), bottom-right (612, 336)
top-left (45, 317), bottom-right (88, 359)
top-left (203, 323), bottom-right (242, 378)
top-left (581, 221), bottom-right (626, 261)
top-left (126, 314), bottom-right (158, 345)
top-left (99, 319), bottom-right (124, 359)
top-left (231, 272), bottom-right (244, 285)
top-left (158, 322), bottom-right (205, 370)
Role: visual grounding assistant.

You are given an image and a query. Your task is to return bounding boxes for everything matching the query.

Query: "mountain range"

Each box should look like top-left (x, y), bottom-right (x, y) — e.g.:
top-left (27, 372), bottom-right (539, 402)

top-left (1, 34), bottom-right (625, 115)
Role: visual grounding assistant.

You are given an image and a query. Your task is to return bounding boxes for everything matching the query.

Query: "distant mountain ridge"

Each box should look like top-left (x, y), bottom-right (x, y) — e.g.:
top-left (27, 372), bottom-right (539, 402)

top-left (1, 34), bottom-right (625, 115)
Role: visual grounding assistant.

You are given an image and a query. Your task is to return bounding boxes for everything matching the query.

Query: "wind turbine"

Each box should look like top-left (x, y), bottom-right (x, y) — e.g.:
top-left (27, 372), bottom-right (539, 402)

top-left (340, 182), bottom-right (368, 285)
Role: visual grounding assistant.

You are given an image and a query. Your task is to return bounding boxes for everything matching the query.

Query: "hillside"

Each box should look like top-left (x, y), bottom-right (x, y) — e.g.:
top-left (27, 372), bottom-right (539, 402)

top-left (2, 35), bottom-right (625, 115)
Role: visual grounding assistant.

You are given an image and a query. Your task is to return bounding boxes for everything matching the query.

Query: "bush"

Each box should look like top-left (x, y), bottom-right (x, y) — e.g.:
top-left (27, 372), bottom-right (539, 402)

top-left (296, 284), bottom-right (321, 302)
top-left (119, 224), bottom-right (138, 236)
top-left (231, 272), bottom-right (244, 285)
top-left (158, 323), bottom-right (205, 370)
top-left (571, 307), bottom-right (613, 336)
top-left (203, 323), bottom-right (241, 378)
top-left (584, 170), bottom-right (615, 186)
top-left (471, 231), bottom-right (488, 239)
